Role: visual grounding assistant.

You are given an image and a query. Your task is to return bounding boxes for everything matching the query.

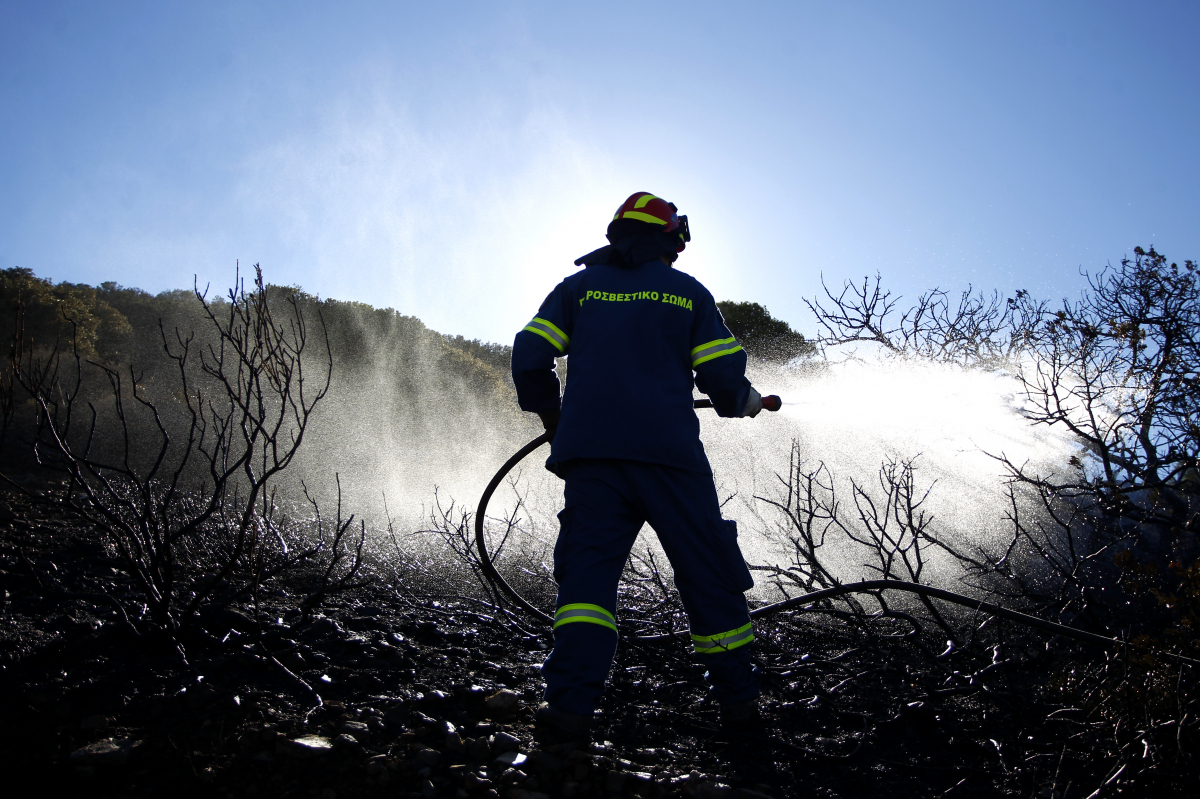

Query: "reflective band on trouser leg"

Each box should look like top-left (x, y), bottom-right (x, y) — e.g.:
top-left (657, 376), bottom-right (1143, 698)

top-left (553, 604), bottom-right (617, 633)
top-left (691, 623), bottom-right (754, 654)
top-left (522, 317), bottom-right (570, 353)
top-left (691, 337), bottom-right (743, 367)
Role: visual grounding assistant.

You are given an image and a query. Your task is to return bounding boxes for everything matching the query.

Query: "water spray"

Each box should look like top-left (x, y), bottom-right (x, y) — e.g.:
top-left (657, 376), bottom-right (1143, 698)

top-left (473, 398), bottom-right (1197, 665)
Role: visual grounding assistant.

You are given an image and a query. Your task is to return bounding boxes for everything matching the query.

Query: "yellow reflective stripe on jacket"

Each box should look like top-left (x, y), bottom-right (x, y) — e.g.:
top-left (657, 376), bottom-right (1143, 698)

top-left (691, 337), bottom-right (743, 367)
top-left (691, 622), bottom-right (754, 653)
top-left (523, 317), bottom-right (569, 353)
top-left (553, 603), bottom-right (617, 633)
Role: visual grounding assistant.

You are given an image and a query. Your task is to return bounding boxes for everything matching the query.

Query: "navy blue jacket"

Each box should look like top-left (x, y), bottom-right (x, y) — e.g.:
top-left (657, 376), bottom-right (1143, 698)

top-left (511, 259), bottom-right (752, 474)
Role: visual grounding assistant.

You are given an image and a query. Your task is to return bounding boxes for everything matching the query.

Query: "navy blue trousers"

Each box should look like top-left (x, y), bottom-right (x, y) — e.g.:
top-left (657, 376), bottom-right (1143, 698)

top-left (541, 459), bottom-right (761, 715)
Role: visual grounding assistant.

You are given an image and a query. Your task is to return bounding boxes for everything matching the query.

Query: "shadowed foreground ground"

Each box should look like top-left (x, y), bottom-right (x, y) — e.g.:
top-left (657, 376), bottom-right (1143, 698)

top-left (0, 484), bottom-right (1192, 799)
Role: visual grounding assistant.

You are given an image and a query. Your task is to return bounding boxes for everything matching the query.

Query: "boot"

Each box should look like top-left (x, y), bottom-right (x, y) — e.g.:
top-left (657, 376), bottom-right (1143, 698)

top-left (535, 702), bottom-right (594, 744)
top-left (719, 699), bottom-right (760, 727)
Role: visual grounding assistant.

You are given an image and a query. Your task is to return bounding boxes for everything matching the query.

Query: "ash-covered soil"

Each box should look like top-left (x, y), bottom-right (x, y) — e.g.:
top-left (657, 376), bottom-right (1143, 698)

top-left (0, 486), bottom-right (1191, 799)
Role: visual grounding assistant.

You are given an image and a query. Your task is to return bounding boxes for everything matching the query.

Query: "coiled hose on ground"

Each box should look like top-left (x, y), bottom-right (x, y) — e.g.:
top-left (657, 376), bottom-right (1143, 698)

top-left (473, 405), bottom-right (1196, 665)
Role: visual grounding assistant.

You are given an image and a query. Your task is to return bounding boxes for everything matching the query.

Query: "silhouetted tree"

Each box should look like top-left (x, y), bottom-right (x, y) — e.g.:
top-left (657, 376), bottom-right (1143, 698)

top-left (5, 266), bottom-right (346, 639)
top-left (716, 300), bottom-right (815, 362)
top-left (804, 274), bottom-right (1045, 368)
top-left (803, 247), bottom-right (1200, 792)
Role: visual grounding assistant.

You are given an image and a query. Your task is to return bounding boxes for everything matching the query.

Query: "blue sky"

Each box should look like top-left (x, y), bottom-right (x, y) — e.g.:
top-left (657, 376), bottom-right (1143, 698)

top-left (2, 1), bottom-right (1197, 343)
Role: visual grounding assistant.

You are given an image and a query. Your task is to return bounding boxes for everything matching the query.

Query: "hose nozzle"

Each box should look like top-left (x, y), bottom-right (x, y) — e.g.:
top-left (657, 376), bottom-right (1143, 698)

top-left (692, 395), bottom-right (783, 413)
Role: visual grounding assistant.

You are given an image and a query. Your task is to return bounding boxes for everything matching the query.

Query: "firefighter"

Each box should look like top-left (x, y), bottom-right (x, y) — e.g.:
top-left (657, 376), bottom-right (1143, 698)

top-left (511, 192), bottom-right (767, 742)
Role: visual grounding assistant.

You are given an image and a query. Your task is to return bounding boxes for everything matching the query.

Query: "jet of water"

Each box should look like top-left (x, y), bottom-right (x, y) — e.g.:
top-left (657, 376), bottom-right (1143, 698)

top-left (696, 357), bottom-right (1078, 594)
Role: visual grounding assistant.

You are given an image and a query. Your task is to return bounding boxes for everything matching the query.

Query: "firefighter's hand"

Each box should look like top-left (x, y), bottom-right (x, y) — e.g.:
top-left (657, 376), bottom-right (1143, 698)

top-left (741, 387), bottom-right (763, 418)
top-left (537, 409), bottom-right (561, 441)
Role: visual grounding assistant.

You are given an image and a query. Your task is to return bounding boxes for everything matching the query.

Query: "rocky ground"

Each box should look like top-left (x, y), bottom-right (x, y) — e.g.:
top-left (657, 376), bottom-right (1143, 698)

top-left (0, 484), bottom-right (1194, 799)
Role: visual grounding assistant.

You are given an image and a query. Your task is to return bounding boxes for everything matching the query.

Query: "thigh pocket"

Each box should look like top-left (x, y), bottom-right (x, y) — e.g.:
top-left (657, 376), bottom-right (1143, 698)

top-left (552, 506), bottom-right (574, 584)
top-left (719, 519), bottom-right (755, 593)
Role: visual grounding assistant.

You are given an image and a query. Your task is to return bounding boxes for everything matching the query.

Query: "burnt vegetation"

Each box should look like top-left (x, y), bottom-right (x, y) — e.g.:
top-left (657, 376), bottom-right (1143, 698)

top-left (0, 248), bottom-right (1197, 798)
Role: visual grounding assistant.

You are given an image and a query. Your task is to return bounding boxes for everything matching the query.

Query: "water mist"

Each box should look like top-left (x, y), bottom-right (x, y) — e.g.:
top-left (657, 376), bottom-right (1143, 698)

top-left (401, 353), bottom-right (1080, 604)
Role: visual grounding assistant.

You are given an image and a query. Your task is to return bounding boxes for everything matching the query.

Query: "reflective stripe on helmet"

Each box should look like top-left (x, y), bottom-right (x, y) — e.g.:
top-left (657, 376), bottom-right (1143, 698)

top-left (691, 623), bottom-right (754, 654)
top-left (620, 210), bottom-right (669, 226)
top-left (613, 192), bottom-right (680, 232)
top-left (553, 604), bottom-right (617, 633)
top-left (523, 317), bottom-right (569, 353)
top-left (691, 337), bottom-right (743, 367)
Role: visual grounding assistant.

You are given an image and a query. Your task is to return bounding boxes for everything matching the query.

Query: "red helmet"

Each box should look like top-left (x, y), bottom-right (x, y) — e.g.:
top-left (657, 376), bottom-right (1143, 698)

top-left (612, 192), bottom-right (691, 252)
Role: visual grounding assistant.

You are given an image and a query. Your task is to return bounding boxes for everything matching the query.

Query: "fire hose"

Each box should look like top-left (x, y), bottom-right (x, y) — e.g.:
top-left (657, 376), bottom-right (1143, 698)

top-left (473, 399), bottom-right (1196, 664)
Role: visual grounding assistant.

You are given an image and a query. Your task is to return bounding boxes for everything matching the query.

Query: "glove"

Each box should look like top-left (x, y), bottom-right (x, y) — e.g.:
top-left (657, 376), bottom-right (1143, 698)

top-left (537, 408), bottom-right (561, 441)
top-left (741, 387), bottom-right (763, 418)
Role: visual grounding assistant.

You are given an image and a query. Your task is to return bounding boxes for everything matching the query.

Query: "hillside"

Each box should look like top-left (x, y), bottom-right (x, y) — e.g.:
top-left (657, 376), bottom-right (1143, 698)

top-left (0, 267), bottom-right (535, 518)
